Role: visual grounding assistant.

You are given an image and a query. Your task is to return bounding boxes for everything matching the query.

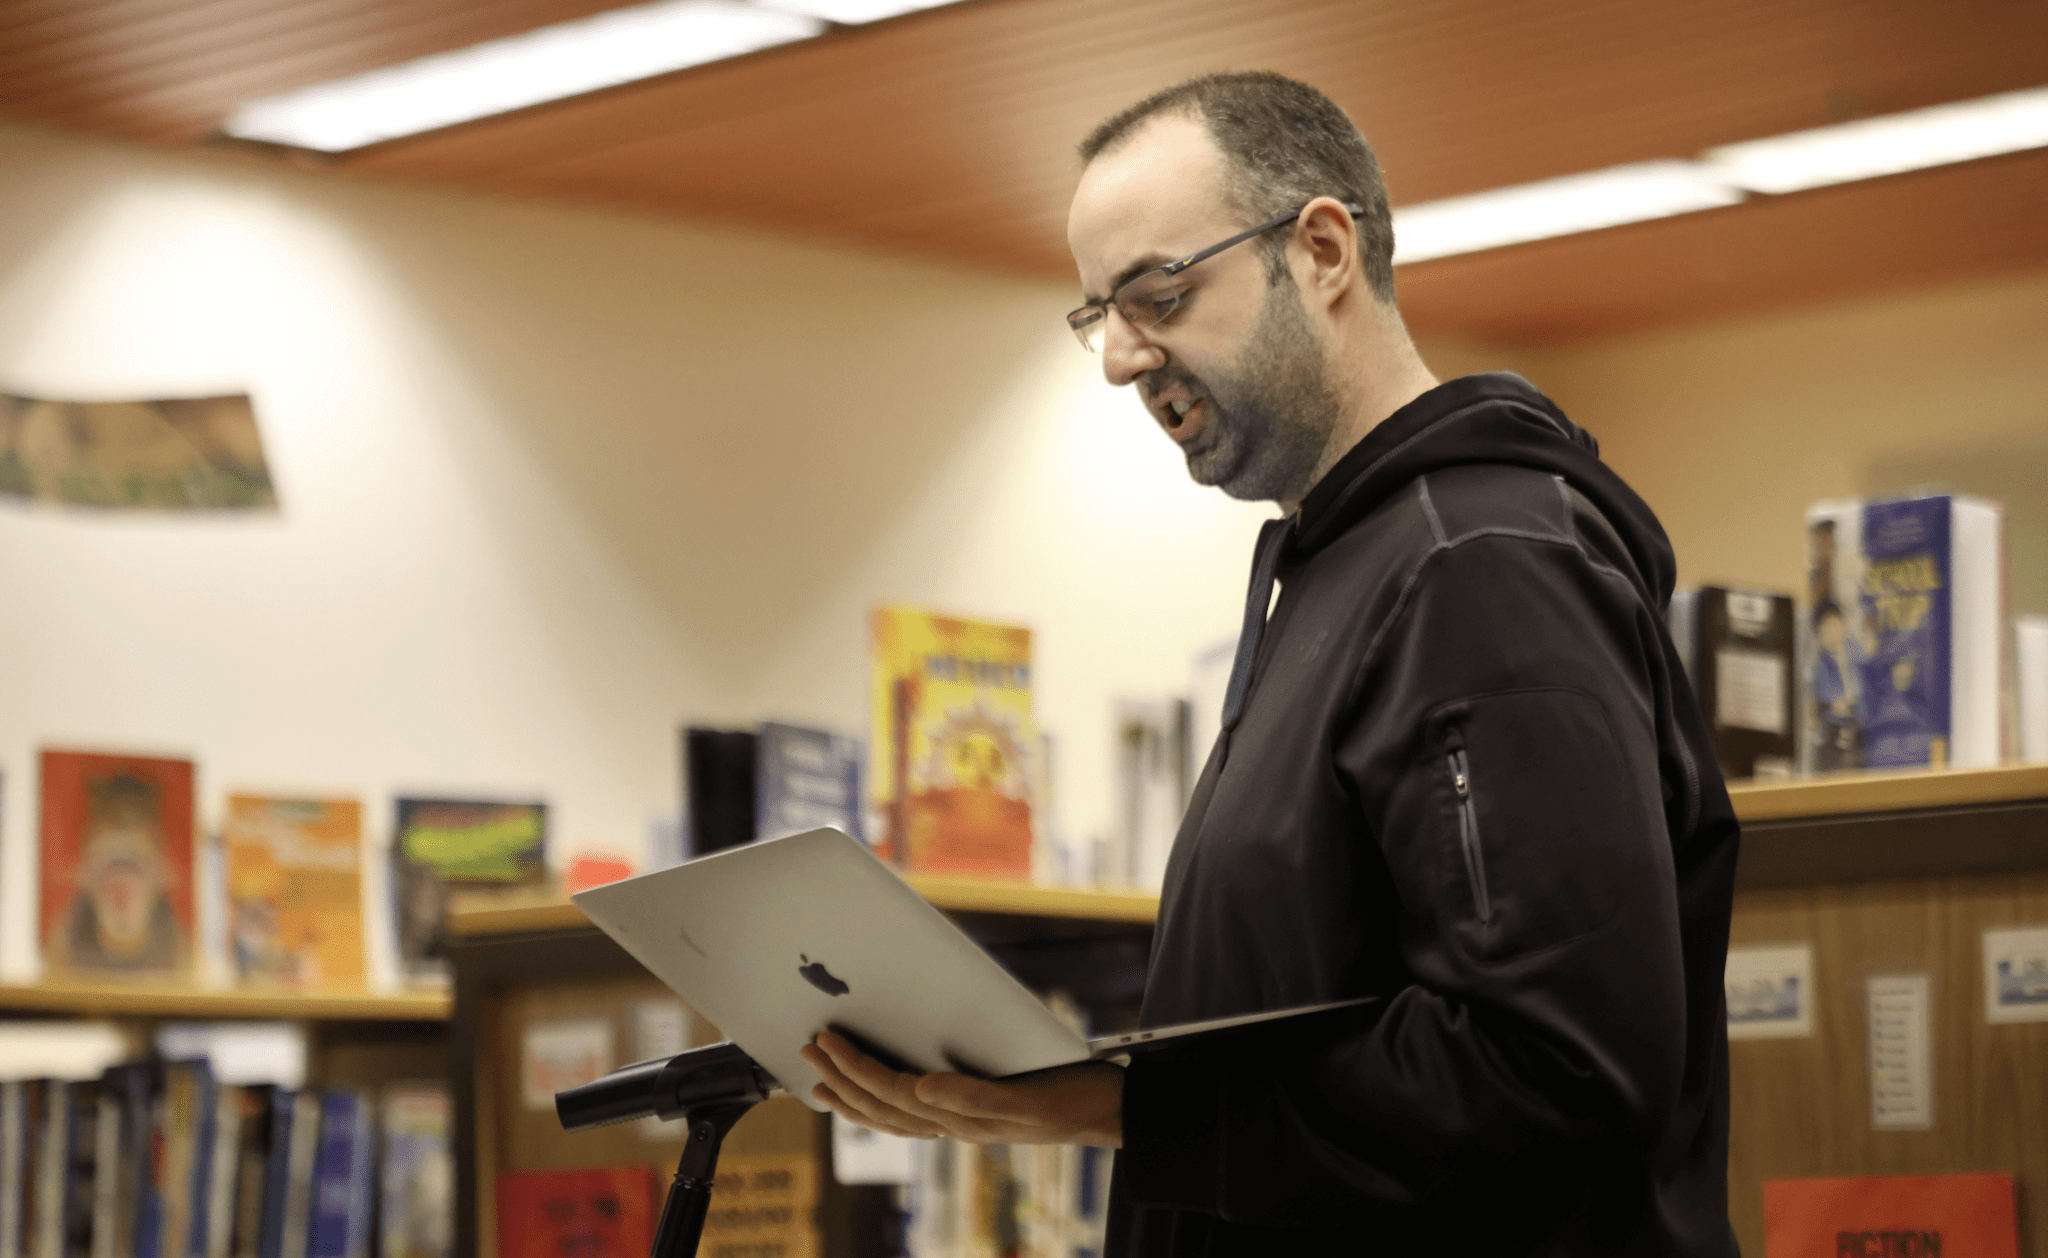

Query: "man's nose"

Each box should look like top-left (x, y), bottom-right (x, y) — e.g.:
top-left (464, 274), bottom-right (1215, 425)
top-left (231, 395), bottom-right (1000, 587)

top-left (1101, 307), bottom-right (1165, 387)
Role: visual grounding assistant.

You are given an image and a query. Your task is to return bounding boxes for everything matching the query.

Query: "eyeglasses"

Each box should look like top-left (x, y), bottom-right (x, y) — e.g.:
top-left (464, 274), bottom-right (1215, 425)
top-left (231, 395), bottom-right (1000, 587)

top-left (1066, 201), bottom-right (1366, 352)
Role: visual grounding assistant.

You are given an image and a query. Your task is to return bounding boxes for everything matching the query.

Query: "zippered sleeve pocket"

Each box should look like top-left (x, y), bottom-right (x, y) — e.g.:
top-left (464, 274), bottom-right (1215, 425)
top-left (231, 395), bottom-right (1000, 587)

top-left (1448, 749), bottom-right (1492, 924)
top-left (1427, 687), bottom-right (1662, 963)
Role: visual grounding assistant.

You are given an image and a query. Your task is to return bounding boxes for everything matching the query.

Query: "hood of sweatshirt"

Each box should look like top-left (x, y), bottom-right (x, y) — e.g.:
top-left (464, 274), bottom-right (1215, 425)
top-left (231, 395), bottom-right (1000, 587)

top-left (1290, 372), bottom-right (1676, 608)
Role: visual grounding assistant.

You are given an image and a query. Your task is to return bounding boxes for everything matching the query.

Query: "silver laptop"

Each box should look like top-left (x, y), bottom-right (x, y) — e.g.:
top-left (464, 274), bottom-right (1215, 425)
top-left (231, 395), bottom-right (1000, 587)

top-left (571, 826), bottom-right (1375, 1112)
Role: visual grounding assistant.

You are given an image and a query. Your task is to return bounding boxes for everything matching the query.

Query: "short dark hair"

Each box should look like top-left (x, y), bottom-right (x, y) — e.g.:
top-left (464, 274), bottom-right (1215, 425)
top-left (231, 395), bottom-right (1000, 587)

top-left (1079, 71), bottom-right (1396, 302)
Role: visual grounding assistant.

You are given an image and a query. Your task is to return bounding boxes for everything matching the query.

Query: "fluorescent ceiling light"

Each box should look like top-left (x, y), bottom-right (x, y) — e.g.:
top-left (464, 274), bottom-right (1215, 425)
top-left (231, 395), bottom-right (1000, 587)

top-left (1702, 85), bottom-right (2048, 195)
top-left (1391, 160), bottom-right (1743, 265)
top-left (759, 0), bottom-right (961, 22)
top-left (224, 0), bottom-right (823, 152)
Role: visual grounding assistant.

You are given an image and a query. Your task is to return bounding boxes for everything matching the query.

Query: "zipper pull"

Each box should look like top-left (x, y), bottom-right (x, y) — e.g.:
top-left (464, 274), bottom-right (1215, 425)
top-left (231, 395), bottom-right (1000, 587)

top-left (1454, 772), bottom-right (1469, 796)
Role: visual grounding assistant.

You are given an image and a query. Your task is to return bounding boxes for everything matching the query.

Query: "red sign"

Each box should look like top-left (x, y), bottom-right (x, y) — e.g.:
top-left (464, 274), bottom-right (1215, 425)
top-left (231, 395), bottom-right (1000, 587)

top-left (1764, 1174), bottom-right (2017, 1258)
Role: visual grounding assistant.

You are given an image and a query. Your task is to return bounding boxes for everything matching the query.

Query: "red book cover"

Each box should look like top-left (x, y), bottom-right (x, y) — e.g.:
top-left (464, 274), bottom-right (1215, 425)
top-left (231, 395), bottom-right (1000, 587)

top-left (495, 1168), bottom-right (658, 1258)
top-left (38, 750), bottom-right (195, 977)
top-left (1764, 1173), bottom-right (2018, 1258)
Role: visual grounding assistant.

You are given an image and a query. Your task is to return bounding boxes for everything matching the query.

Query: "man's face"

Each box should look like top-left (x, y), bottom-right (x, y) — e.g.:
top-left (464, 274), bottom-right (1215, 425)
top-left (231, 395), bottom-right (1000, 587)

top-left (1067, 114), bottom-right (1340, 504)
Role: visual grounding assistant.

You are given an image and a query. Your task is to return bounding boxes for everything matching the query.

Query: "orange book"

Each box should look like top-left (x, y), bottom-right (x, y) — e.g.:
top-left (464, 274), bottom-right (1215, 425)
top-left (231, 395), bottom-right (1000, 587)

top-left (38, 750), bottom-right (195, 977)
top-left (495, 1167), bottom-right (657, 1258)
top-left (1764, 1174), bottom-right (2017, 1258)
top-left (868, 606), bottom-right (1037, 877)
top-left (223, 795), bottom-right (365, 989)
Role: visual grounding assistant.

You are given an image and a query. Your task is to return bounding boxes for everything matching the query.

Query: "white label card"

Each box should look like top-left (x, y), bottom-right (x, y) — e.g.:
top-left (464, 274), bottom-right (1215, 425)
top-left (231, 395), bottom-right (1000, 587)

top-left (1726, 944), bottom-right (1813, 1038)
top-left (1867, 974), bottom-right (1933, 1130)
top-left (1716, 647), bottom-right (1788, 735)
top-left (1982, 926), bottom-right (2048, 1024)
top-left (521, 1017), bottom-right (614, 1111)
top-left (831, 1113), bottom-right (914, 1185)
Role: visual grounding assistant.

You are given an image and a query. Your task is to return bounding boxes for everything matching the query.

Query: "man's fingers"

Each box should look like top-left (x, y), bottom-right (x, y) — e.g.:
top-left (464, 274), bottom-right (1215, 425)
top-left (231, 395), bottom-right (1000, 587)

top-left (809, 1081), bottom-right (927, 1139)
top-left (801, 1043), bottom-right (943, 1137)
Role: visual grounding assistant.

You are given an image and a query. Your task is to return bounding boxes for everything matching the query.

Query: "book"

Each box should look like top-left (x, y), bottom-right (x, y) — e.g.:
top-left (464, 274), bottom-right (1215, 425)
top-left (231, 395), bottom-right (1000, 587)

top-left (153, 1061), bottom-right (212, 1258)
top-left (59, 1082), bottom-right (97, 1258)
top-left (1112, 698), bottom-right (1191, 891)
top-left (391, 799), bottom-right (546, 983)
top-left (493, 1169), bottom-right (656, 1258)
top-left (222, 797), bottom-right (365, 990)
top-left (1804, 494), bottom-right (2006, 771)
top-left (377, 1086), bottom-right (449, 1258)
top-left (2019, 615), bottom-right (2048, 765)
top-left (38, 751), bottom-right (195, 977)
top-left (275, 1093), bottom-right (321, 1258)
top-left (199, 1086), bottom-right (244, 1258)
top-left (681, 729), bottom-right (757, 857)
top-left (304, 1092), bottom-right (364, 1258)
top-left (1668, 586), bottom-right (1797, 780)
top-left (868, 607), bottom-right (1037, 876)
top-left (756, 722), bottom-right (863, 843)
top-left (2, 1081), bottom-right (23, 1258)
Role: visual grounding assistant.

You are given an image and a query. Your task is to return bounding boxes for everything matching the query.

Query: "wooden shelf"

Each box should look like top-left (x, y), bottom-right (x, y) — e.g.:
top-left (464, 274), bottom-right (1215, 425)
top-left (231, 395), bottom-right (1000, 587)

top-left (1728, 762), bottom-right (2048, 822)
top-left (0, 980), bottom-right (451, 1021)
top-left (447, 876), bottom-right (1160, 938)
top-left (441, 765), bottom-right (2048, 938)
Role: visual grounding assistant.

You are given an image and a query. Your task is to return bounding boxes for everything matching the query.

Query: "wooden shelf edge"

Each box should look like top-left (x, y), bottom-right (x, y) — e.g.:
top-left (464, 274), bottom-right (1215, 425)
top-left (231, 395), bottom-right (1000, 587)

top-left (902, 874), bottom-right (1158, 922)
top-left (447, 876), bottom-right (1160, 939)
top-left (0, 981), bottom-right (451, 1021)
top-left (1729, 763), bottom-right (2048, 823)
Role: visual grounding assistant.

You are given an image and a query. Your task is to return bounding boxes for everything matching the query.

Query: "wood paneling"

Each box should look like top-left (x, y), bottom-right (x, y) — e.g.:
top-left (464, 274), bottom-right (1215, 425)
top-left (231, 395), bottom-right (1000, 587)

top-left (1727, 873), bottom-right (2048, 1257)
top-left (0, 0), bottom-right (2043, 341)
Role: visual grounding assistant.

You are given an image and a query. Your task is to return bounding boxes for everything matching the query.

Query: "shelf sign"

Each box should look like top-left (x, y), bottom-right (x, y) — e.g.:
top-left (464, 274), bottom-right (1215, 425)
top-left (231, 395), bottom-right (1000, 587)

top-left (1866, 973), bottom-right (1932, 1130)
top-left (1982, 925), bottom-right (2048, 1023)
top-left (1764, 1174), bottom-right (2016, 1258)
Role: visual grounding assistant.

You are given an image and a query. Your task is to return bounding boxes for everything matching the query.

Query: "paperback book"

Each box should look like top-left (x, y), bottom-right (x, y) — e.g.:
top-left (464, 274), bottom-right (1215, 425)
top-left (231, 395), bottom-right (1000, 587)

top-left (392, 799), bottom-right (546, 984)
top-left (1804, 493), bottom-right (2005, 770)
top-left (38, 750), bottom-right (195, 978)
top-left (868, 607), bottom-right (1037, 876)
top-left (756, 721), bottom-right (862, 844)
top-left (1668, 586), bottom-right (1797, 780)
top-left (222, 797), bottom-right (365, 990)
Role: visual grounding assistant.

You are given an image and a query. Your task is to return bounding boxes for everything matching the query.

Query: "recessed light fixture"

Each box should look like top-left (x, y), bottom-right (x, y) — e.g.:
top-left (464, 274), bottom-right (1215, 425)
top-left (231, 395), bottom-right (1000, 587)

top-left (1392, 85), bottom-right (2048, 264)
top-left (759, 0), bottom-right (963, 23)
top-left (1701, 85), bottom-right (2048, 195)
top-left (1391, 161), bottom-right (1744, 266)
top-left (223, 0), bottom-right (826, 153)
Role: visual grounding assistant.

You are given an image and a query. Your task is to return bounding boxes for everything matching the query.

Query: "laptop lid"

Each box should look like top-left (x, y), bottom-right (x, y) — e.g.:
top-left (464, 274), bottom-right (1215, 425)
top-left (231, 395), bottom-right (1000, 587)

top-left (571, 827), bottom-right (1092, 1112)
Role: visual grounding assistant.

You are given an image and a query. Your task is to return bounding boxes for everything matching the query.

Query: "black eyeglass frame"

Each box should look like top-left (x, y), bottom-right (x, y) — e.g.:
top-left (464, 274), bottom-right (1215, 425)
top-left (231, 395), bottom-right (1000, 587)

top-left (1066, 200), bottom-right (1368, 352)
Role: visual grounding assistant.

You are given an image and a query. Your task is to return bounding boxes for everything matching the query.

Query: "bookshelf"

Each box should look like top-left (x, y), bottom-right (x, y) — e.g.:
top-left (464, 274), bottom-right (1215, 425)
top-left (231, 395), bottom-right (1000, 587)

top-left (0, 979), bottom-right (451, 1021)
top-left (443, 763), bottom-right (2048, 945)
top-left (445, 764), bottom-right (2048, 1258)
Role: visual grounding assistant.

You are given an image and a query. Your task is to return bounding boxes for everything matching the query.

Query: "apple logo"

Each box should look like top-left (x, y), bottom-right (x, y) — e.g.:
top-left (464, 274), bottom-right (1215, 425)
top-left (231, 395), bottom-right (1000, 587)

top-left (798, 954), bottom-right (850, 997)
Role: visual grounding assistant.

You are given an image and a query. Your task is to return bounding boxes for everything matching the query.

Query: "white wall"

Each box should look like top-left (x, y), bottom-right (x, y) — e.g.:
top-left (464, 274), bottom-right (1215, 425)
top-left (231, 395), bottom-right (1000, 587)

top-left (0, 122), bottom-right (1307, 983)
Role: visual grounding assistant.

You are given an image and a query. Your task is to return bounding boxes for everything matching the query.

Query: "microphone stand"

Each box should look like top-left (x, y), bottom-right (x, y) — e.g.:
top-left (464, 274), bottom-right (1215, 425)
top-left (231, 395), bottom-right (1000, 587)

top-left (555, 1042), bottom-right (780, 1258)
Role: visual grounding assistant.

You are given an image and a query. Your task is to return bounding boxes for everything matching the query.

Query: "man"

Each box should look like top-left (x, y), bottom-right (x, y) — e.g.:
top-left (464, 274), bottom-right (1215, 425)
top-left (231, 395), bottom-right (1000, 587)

top-left (804, 72), bottom-right (1741, 1256)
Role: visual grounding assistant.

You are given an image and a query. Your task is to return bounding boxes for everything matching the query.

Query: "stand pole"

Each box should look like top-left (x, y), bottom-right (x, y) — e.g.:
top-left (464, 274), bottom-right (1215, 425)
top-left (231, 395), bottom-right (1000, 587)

top-left (649, 1101), bottom-right (759, 1258)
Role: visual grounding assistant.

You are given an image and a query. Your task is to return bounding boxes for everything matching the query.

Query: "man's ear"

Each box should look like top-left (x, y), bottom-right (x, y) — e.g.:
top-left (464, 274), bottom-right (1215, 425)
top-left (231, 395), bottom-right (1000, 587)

top-left (1291, 196), bottom-right (1361, 310)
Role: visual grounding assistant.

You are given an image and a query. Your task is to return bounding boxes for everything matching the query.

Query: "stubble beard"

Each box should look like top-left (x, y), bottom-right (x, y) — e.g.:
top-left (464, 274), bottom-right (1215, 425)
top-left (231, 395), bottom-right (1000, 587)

top-left (1179, 280), bottom-right (1343, 505)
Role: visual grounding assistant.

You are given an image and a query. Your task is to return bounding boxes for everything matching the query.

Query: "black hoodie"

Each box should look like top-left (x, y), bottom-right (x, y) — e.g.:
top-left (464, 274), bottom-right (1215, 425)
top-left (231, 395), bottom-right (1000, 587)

top-left (1110, 374), bottom-right (1742, 1257)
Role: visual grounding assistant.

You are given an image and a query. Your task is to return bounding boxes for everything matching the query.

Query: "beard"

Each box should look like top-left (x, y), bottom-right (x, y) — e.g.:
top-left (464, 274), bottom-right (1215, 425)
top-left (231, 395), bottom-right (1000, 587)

top-left (1168, 280), bottom-right (1343, 504)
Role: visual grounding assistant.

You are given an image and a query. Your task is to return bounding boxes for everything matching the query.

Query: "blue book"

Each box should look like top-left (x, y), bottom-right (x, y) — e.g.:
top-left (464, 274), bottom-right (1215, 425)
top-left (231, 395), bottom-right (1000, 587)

top-left (1805, 493), bottom-right (2004, 770)
top-left (305, 1093), bottom-right (360, 1258)
top-left (755, 722), bottom-right (863, 843)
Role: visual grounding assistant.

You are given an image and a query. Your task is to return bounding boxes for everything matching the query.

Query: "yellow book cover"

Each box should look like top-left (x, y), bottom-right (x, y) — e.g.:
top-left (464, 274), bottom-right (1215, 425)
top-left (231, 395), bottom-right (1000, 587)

top-left (223, 795), bottom-right (365, 989)
top-left (869, 606), bottom-right (1036, 877)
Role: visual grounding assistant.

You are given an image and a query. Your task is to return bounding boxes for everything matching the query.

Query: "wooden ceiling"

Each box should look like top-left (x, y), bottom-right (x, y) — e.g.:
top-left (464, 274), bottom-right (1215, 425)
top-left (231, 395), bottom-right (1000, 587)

top-left (2, 0), bottom-right (2044, 343)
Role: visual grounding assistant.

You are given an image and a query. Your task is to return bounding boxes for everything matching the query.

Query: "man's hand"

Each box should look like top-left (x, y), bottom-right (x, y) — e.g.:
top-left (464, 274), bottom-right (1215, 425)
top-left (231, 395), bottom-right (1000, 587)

top-left (799, 1031), bottom-right (1122, 1148)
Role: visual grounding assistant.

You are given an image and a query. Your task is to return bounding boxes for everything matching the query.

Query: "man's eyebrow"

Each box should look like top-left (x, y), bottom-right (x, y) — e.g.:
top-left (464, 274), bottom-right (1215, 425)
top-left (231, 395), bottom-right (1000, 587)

top-left (1082, 254), bottom-right (1173, 306)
